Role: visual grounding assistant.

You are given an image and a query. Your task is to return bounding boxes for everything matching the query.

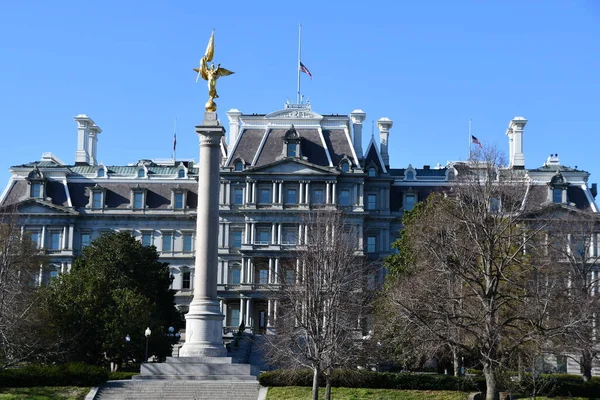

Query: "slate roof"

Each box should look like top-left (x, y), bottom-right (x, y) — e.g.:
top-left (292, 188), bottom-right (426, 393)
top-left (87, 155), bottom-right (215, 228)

top-left (322, 129), bottom-right (354, 167)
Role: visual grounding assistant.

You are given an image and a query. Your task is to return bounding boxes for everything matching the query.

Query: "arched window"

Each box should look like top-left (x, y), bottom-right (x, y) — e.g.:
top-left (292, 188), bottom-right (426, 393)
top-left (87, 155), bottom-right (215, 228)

top-left (341, 162), bottom-right (350, 173)
top-left (234, 161), bottom-right (244, 171)
top-left (177, 169), bottom-right (185, 178)
top-left (137, 169), bottom-right (145, 178)
top-left (97, 168), bottom-right (105, 178)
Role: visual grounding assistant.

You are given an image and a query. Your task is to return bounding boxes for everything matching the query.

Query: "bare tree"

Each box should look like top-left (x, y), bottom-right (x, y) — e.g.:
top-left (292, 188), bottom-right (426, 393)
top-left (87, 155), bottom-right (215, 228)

top-left (382, 148), bottom-right (558, 400)
top-left (263, 209), bottom-right (372, 400)
top-left (543, 209), bottom-right (600, 381)
top-left (0, 207), bottom-right (49, 368)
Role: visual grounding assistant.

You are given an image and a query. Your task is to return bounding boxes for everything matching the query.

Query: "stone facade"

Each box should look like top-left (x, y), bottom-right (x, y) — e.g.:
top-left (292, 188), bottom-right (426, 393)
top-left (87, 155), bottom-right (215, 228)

top-left (1, 105), bottom-right (599, 373)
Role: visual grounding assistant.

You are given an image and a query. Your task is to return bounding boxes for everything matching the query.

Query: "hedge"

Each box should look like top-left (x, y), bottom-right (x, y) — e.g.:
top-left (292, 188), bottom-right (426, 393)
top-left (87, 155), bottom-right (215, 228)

top-left (0, 363), bottom-right (109, 387)
top-left (258, 369), bottom-right (600, 397)
top-left (258, 369), bottom-right (485, 392)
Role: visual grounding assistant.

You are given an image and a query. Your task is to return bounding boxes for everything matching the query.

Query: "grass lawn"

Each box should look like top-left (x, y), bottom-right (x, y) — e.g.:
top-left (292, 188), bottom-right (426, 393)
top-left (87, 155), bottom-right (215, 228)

top-left (0, 387), bottom-right (90, 400)
top-left (265, 387), bottom-right (598, 400)
top-left (266, 387), bottom-right (471, 399)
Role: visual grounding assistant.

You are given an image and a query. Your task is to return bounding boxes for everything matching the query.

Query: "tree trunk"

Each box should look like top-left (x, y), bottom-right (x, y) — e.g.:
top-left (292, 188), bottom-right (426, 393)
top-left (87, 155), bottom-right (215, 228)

top-left (325, 375), bottom-right (332, 400)
top-left (312, 367), bottom-right (320, 400)
top-left (581, 350), bottom-right (593, 383)
top-left (517, 353), bottom-right (523, 382)
top-left (453, 347), bottom-right (463, 376)
top-left (483, 362), bottom-right (499, 400)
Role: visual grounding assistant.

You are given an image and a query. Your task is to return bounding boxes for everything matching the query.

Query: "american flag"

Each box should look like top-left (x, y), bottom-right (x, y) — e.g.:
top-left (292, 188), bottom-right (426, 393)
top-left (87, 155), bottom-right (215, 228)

top-left (173, 132), bottom-right (177, 152)
top-left (299, 62), bottom-right (312, 79)
top-left (471, 135), bottom-right (482, 148)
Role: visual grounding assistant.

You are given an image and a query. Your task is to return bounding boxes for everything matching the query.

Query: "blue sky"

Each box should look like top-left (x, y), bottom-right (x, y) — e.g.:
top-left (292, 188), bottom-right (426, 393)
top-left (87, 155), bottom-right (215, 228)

top-left (1, 0), bottom-right (599, 187)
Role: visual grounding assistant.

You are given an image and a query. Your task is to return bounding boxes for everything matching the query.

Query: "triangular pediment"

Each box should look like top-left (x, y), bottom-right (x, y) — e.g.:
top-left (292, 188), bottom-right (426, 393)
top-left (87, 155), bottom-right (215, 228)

top-left (12, 199), bottom-right (78, 215)
top-left (249, 159), bottom-right (333, 175)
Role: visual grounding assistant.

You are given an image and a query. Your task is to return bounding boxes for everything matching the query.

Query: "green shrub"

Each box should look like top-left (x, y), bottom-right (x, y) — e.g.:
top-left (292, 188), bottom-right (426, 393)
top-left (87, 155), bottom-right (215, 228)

top-left (259, 369), bottom-right (486, 392)
top-left (108, 371), bottom-right (137, 380)
top-left (0, 363), bottom-right (109, 387)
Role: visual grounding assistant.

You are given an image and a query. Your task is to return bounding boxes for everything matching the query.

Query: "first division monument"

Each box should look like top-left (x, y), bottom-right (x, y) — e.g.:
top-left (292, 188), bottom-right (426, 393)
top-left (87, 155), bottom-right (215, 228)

top-left (179, 30), bottom-right (234, 357)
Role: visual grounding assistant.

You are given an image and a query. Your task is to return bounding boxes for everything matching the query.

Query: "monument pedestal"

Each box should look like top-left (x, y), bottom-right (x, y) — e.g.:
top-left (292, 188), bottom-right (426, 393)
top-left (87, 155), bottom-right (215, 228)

top-left (179, 299), bottom-right (226, 357)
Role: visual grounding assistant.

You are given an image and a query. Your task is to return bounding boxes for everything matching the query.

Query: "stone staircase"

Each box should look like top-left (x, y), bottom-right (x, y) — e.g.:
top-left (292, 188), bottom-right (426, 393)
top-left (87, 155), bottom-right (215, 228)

top-left (93, 380), bottom-right (261, 400)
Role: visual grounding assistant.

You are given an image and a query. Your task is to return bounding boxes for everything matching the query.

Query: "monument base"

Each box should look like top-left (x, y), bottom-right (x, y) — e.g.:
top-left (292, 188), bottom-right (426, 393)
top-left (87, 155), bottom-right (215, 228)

top-left (179, 299), bottom-right (226, 357)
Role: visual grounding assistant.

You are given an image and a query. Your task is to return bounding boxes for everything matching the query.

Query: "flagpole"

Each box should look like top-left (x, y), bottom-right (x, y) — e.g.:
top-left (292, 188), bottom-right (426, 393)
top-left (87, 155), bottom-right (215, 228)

top-left (468, 118), bottom-right (472, 160)
top-left (297, 23), bottom-right (302, 104)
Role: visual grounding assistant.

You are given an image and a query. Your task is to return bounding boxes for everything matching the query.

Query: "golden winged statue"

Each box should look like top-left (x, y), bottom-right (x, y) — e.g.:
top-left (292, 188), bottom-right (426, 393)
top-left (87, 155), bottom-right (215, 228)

top-left (194, 30), bottom-right (234, 112)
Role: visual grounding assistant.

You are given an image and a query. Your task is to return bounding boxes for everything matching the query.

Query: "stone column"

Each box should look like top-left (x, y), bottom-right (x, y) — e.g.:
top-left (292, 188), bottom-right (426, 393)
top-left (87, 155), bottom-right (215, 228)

top-left (179, 112), bottom-right (226, 357)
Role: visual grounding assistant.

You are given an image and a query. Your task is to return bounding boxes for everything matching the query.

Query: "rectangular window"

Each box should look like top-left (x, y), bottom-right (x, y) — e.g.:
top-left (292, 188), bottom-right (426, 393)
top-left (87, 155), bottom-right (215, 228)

top-left (490, 197), bottom-right (500, 212)
top-left (49, 231), bottom-right (61, 250)
top-left (141, 231), bottom-right (153, 247)
top-left (182, 271), bottom-right (191, 289)
top-left (92, 192), bottom-right (102, 208)
top-left (230, 268), bottom-right (241, 284)
top-left (133, 192), bottom-right (144, 209)
top-left (367, 235), bottom-right (377, 253)
top-left (313, 189), bottom-right (324, 204)
top-left (340, 190), bottom-right (350, 206)
top-left (282, 229), bottom-right (297, 244)
top-left (257, 230), bottom-right (271, 244)
top-left (287, 143), bottom-right (296, 157)
top-left (553, 189), bottom-right (563, 203)
top-left (29, 231), bottom-right (40, 248)
top-left (260, 188), bottom-right (271, 204)
top-left (285, 269), bottom-right (295, 284)
top-left (286, 189), bottom-right (297, 204)
top-left (367, 194), bottom-right (377, 210)
top-left (258, 269), bottom-right (269, 284)
top-left (174, 193), bottom-right (184, 209)
top-left (405, 194), bottom-right (416, 211)
top-left (162, 232), bottom-right (173, 252)
top-left (81, 232), bottom-right (91, 248)
top-left (31, 183), bottom-right (42, 198)
top-left (234, 188), bottom-right (244, 205)
top-left (230, 308), bottom-right (240, 327)
top-left (232, 231), bottom-right (242, 248)
top-left (183, 233), bottom-right (193, 252)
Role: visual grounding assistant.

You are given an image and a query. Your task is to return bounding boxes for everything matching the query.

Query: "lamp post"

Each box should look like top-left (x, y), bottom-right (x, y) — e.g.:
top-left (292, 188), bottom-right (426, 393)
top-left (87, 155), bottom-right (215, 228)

top-left (144, 327), bottom-right (151, 363)
top-left (125, 334), bottom-right (131, 367)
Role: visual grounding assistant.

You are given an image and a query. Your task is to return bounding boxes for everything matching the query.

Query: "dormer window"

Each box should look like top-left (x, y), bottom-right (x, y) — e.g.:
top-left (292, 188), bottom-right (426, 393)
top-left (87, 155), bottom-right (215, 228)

top-left (137, 169), bottom-right (145, 178)
top-left (172, 187), bottom-right (187, 210)
top-left (177, 169), bottom-right (185, 178)
top-left (406, 171), bottom-right (414, 180)
top-left (283, 125), bottom-right (301, 158)
top-left (26, 169), bottom-right (45, 199)
top-left (97, 167), bottom-right (105, 178)
top-left (31, 182), bottom-right (43, 198)
top-left (287, 143), bottom-right (297, 157)
top-left (131, 187), bottom-right (147, 210)
top-left (368, 167), bottom-right (377, 177)
top-left (549, 172), bottom-right (568, 204)
top-left (89, 185), bottom-right (106, 209)
top-left (234, 160), bottom-right (244, 171)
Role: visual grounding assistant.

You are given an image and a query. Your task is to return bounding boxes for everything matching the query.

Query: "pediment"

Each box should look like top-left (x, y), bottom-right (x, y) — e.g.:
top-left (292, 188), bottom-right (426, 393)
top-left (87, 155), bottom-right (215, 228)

top-left (250, 159), bottom-right (332, 175)
top-left (265, 108), bottom-right (323, 121)
top-left (14, 200), bottom-right (78, 215)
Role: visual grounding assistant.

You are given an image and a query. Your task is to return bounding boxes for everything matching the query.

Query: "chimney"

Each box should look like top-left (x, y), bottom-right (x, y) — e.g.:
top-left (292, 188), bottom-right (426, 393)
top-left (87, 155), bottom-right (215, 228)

top-left (377, 117), bottom-right (393, 168)
top-left (74, 114), bottom-right (101, 166)
top-left (506, 116), bottom-right (527, 169)
top-left (350, 109), bottom-right (366, 159)
top-left (226, 109), bottom-right (242, 149)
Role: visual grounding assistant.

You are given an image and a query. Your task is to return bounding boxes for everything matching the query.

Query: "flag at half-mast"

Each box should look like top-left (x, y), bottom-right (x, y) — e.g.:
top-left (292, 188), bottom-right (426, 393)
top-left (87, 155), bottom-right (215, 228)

top-left (471, 135), bottom-right (482, 148)
top-left (300, 61), bottom-right (312, 79)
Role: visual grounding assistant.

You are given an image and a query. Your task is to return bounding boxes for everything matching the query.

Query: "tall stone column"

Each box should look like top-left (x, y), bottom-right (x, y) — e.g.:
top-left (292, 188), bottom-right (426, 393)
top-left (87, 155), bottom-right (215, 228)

top-left (179, 112), bottom-right (226, 357)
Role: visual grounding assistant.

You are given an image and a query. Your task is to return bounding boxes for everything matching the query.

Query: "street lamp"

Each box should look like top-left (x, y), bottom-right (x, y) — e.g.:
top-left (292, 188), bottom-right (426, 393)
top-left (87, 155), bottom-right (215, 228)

top-left (125, 334), bottom-right (131, 366)
top-left (144, 327), bottom-right (151, 362)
